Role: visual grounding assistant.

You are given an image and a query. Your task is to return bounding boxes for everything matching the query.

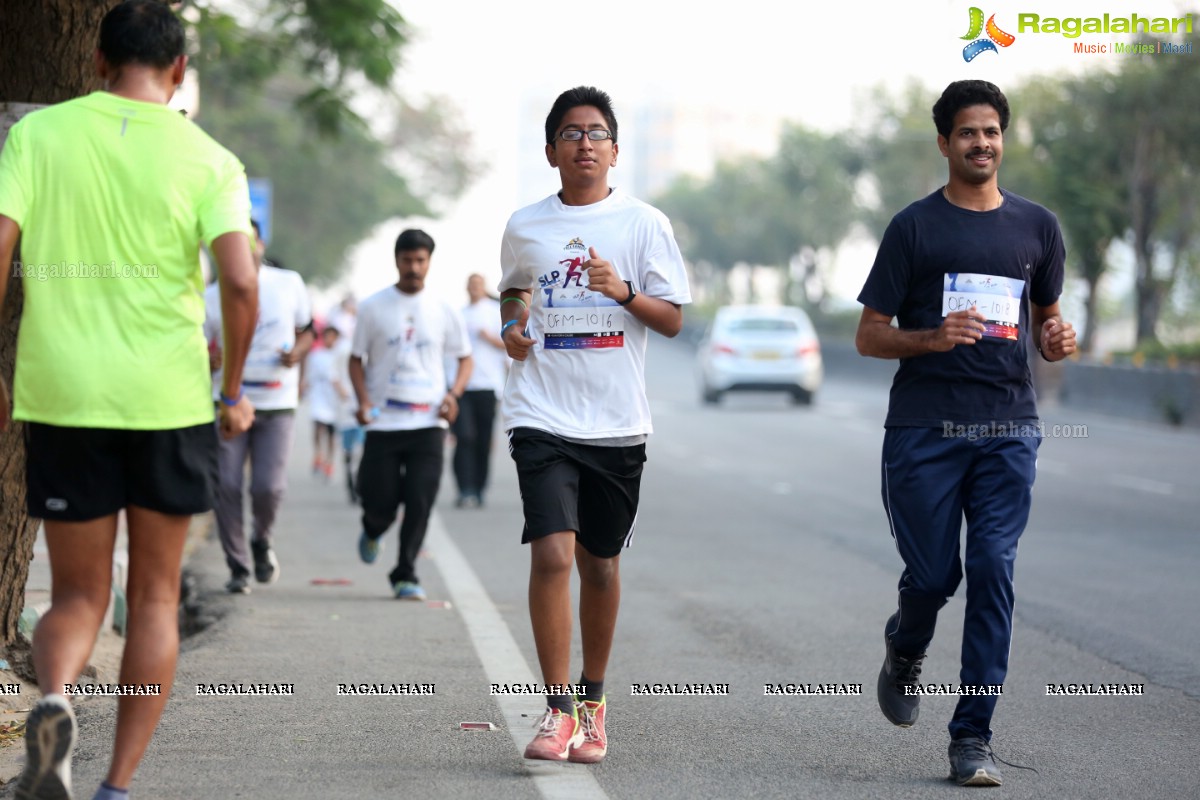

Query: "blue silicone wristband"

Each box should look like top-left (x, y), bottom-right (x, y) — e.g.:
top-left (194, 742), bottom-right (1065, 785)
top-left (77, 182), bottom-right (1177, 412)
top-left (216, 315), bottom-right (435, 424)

top-left (219, 390), bottom-right (243, 407)
top-left (500, 319), bottom-right (520, 338)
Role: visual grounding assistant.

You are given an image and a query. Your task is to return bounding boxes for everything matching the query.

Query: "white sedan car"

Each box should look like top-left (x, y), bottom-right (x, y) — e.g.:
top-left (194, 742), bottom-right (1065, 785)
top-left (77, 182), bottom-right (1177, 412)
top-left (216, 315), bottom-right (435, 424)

top-left (698, 305), bottom-right (823, 405)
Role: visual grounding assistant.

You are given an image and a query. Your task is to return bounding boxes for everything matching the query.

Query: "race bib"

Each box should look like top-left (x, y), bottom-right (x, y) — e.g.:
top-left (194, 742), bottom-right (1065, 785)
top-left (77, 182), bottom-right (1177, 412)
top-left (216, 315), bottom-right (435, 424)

top-left (243, 317), bottom-right (286, 386)
top-left (386, 316), bottom-right (437, 403)
top-left (386, 367), bottom-right (435, 404)
top-left (537, 242), bottom-right (626, 350)
top-left (543, 303), bottom-right (625, 350)
top-left (942, 273), bottom-right (1025, 340)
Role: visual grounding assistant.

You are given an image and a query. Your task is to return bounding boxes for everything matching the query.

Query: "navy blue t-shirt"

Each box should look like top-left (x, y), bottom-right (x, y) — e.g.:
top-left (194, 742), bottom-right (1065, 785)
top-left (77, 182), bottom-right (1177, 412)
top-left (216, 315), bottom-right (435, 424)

top-left (858, 189), bottom-right (1065, 428)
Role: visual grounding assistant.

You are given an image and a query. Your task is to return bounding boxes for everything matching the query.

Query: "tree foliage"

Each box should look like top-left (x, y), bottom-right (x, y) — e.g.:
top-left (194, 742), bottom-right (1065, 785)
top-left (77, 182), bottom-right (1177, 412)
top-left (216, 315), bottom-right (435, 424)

top-left (0, 0), bottom-right (474, 643)
top-left (657, 124), bottom-right (860, 307)
top-left (1103, 48), bottom-right (1200, 344)
top-left (655, 56), bottom-right (1200, 347)
top-left (1007, 75), bottom-right (1126, 353)
top-left (187, 1), bottom-right (477, 285)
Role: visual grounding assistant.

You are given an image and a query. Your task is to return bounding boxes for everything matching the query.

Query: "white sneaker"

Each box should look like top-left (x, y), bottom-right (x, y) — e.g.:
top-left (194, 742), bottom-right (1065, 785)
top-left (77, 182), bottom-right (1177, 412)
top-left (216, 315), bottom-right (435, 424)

top-left (16, 694), bottom-right (76, 800)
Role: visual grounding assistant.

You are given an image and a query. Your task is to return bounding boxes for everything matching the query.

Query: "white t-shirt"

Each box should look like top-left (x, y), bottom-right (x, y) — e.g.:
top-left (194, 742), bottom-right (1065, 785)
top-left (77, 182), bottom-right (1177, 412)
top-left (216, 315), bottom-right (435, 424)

top-left (205, 264), bottom-right (312, 410)
top-left (305, 348), bottom-right (341, 425)
top-left (351, 286), bottom-right (471, 432)
top-left (461, 297), bottom-right (509, 395)
top-left (498, 189), bottom-right (691, 439)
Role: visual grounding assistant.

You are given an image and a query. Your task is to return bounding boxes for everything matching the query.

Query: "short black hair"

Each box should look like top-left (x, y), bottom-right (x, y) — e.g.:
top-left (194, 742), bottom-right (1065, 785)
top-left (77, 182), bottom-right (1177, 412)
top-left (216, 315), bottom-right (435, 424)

top-left (932, 80), bottom-right (1010, 138)
top-left (395, 228), bottom-right (435, 255)
top-left (545, 86), bottom-right (618, 145)
top-left (98, 1), bottom-right (185, 70)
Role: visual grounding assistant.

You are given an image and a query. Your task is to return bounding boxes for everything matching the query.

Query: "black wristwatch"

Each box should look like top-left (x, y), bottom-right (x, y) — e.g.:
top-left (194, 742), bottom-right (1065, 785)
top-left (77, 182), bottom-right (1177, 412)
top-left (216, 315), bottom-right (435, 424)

top-left (617, 280), bottom-right (636, 306)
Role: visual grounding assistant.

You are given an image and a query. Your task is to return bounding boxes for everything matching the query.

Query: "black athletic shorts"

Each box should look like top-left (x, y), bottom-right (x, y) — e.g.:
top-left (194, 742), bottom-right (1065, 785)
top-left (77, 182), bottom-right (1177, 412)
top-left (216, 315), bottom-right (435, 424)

top-left (25, 422), bottom-right (218, 521)
top-left (508, 426), bottom-right (646, 559)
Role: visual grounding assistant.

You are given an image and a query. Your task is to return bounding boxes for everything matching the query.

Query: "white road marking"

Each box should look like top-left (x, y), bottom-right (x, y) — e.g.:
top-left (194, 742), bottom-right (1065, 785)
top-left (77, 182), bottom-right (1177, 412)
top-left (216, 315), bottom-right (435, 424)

top-left (1108, 475), bottom-right (1175, 496)
top-left (1037, 459), bottom-right (1069, 476)
top-left (426, 515), bottom-right (610, 800)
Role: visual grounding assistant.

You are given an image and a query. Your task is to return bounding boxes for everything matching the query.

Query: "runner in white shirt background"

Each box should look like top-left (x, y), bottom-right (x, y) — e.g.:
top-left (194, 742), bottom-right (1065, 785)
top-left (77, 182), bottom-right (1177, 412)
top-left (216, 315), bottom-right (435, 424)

top-left (205, 219), bottom-right (314, 594)
top-left (332, 334), bottom-right (365, 504)
top-left (349, 228), bottom-right (472, 601)
top-left (498, 86), bottom-right (692, 763)
top-left (303, 325), bottom-right (348, 481)
top-left (451, 273), bottom-right (510, 509)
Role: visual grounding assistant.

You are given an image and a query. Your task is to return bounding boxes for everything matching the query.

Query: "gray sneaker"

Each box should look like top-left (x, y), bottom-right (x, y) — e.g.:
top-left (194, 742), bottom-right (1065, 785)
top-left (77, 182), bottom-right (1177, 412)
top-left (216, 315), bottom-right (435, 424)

top-left (15, 695), bottom-right (76, 800)
top-left (948, 736), bottom-right (1003, 786)
top-left (877, 618), bottom-right (926, 727)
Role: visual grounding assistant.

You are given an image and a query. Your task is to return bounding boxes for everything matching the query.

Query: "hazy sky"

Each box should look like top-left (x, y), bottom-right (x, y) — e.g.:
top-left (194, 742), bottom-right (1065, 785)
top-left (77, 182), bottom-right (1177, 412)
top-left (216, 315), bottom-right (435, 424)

top-left (329, 0), bottom-right (1194, 312)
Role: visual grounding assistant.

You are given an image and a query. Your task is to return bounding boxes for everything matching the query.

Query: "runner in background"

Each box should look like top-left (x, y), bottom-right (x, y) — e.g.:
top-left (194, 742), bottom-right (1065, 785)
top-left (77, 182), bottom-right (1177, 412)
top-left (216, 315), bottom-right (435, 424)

top-left (350, 229), bottom-right (472, 600)
top-left (451, 273), bottom-right (509, 508)
top-left (205, 219), bottom-right (314, 595)
top-left (304, 325), bottom-right (346, 481)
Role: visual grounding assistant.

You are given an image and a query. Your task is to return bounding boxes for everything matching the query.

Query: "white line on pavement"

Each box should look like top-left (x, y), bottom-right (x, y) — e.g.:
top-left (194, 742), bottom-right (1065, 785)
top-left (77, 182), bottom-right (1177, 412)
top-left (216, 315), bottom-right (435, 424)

top-left (426, 514), bottom-right (610, 800)
top-left (1108, 474), bottom-right (1175, 496)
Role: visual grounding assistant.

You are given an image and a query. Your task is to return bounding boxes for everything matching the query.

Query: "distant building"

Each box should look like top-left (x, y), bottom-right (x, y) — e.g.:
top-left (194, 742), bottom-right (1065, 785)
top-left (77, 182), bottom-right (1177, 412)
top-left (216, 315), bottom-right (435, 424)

top-left (516, 93), bottom-right (786, 206)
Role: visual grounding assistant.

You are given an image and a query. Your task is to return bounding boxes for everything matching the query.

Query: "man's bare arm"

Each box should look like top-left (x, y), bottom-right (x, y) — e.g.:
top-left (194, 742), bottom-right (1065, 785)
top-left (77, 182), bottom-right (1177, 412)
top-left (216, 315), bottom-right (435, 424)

top-left (349, 354), bottom-right (372, 424)
top-left (212, 231), bottom-right (258, 438)
top-left (855, 305), bottom-right (987, 359)
top-left (1031, 301), bottom-right (1077, 362)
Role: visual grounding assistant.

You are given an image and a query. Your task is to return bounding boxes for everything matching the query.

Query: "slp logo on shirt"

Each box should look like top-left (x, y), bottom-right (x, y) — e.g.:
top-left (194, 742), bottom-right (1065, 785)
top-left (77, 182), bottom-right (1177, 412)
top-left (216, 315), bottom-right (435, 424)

top-left (537, 238), bottom-right (590, 291)
top-left (561, 257), bottom-right (586, 288)
top-left (386, 319), bottom-right (417, 347)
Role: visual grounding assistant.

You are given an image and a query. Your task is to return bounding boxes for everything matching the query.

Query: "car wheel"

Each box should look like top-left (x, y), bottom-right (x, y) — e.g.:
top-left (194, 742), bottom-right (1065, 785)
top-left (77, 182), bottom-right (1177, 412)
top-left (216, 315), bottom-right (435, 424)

top-left (790, 389), bottom-right (813, 406)
top-left (703, 387), bottom-right (722, 405)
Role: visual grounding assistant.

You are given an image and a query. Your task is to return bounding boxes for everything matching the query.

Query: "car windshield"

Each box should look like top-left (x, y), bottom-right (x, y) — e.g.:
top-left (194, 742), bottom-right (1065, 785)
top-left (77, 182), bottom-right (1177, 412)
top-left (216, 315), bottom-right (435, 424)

top-left (725, 318), bottom-right (801, 334)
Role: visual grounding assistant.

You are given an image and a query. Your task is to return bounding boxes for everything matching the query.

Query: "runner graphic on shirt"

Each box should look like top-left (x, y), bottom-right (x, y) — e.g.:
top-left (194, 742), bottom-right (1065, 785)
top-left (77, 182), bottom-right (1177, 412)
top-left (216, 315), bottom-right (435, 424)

top-left (539, 238), bottom-right (624, 350)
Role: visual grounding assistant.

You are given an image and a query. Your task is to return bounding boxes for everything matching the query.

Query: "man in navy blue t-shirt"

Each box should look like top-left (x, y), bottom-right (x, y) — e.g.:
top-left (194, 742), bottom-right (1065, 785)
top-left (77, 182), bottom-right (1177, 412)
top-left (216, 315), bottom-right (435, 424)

top-left (856, 80), bottom-right (1077, 787)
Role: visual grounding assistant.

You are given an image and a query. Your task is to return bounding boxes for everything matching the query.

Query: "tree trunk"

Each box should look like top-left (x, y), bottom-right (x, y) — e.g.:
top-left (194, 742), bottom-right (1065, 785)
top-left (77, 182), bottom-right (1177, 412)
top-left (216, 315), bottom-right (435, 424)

top-left (0, 2), bottom-right (114, 103)
top-left (0, 0), bottom-right (115, 645)
top-left (1128, 126), bottom-right (1163, 347)
top-left (1134, 275), bottom-right (1162, 346)
top-left (1080, 272), bottom-right (1100, 356)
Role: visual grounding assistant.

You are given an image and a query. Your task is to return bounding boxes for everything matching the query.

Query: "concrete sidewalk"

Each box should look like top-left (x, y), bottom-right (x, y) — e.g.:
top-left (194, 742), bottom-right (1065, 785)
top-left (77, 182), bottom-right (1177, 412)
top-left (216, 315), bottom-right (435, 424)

top-left (20, 421), bottom-right (550, 800)
top-left (0, 512), bottom-right (212, 789)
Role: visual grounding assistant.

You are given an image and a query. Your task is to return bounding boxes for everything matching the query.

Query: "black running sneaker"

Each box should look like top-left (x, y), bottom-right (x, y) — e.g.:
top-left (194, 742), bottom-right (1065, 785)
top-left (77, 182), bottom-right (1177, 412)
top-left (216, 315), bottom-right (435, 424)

top-left (877, 616), bottom-right (926, 727)
top-left (225, 574), bottom-right (251, 594)
top-left (948, 736), bottom-right (1003, 786)
top-left (251, 539), bottom-right (279, 584)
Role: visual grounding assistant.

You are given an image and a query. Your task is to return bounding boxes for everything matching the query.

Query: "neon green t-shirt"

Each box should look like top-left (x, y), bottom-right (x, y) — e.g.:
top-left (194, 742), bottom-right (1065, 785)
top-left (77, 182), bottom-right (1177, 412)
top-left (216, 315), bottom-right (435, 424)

top-left (0, 91), bottom-right (252, 429)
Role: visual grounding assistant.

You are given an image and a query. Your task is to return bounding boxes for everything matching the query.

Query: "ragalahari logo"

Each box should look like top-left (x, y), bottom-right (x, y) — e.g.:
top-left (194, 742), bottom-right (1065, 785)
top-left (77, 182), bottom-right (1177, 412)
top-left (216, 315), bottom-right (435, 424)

top-left (961, 8), bottom-right (1016, 61)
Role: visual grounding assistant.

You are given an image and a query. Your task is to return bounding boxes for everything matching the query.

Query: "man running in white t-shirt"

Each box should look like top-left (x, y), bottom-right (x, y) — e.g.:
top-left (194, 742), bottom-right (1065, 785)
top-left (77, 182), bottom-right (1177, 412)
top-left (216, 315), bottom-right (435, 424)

top-left (452, 273), bottom-right (509, 508)
top-left (350, 229), bottom-right (472, 600)
top-left (205, 219), bottom-right (314, 594)
top-left (499, 86), bottom-right (692, 763)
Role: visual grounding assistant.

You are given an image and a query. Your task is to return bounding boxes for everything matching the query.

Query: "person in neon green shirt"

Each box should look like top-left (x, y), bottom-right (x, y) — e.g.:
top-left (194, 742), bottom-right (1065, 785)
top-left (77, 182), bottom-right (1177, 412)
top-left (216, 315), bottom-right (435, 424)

top-left (0, 3), bottom-right (258, 799)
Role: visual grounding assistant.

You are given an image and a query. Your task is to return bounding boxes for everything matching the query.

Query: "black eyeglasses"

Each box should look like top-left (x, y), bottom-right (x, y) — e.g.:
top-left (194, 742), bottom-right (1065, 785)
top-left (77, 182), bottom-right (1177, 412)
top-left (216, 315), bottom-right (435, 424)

top-left (558, 129), bottom-right (613, 142)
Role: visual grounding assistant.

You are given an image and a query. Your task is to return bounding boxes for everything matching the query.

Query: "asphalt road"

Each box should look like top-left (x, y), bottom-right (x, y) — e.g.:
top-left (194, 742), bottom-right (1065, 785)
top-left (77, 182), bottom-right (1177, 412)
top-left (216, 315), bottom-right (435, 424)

top-left (46, 337), bottom-right (1200, 800)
